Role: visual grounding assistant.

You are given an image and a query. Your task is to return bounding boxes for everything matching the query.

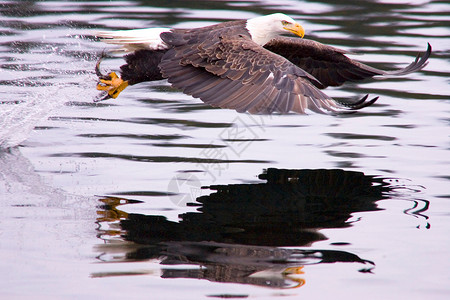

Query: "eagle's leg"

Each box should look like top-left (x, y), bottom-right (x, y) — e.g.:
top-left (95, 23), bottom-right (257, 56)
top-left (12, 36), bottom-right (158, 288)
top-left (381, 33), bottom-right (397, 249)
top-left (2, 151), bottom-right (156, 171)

top-left (97, 71), bottom-right (129, 99)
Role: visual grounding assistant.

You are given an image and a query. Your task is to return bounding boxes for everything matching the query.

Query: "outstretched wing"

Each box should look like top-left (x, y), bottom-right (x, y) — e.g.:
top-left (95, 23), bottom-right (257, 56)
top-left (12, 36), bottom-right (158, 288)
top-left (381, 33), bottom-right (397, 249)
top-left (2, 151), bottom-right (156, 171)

top-left (264, 37), bottom-right (431, 89)
top-left (159, 30), bottom-right (376, 115)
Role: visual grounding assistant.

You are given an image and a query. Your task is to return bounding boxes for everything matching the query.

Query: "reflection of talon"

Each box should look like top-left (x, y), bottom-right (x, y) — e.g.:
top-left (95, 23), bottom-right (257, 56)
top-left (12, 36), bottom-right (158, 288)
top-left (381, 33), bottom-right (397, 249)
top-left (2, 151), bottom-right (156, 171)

top-left (96, 71), bottom-right (129, 99)
top-left (97, 197), bottom-right (130, 222)
top-left (283, 266), bottom-right (304, 275)
top-left (283, 266), bottom-right (305, 288)
top-left (288, 278), bottom-right (306, 288)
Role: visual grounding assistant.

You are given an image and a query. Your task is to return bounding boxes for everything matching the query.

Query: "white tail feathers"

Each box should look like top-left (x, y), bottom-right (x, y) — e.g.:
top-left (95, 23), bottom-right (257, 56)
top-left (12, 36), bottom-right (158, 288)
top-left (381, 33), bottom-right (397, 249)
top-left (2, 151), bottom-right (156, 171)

top-left (95, 28), bottom-right (171, 52)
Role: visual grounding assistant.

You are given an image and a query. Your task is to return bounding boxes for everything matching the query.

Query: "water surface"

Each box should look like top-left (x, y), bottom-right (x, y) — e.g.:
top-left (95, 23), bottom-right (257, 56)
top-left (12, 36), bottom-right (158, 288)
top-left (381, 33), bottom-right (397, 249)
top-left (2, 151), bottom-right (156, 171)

top-left (0, 0), bottom-right (449, 299)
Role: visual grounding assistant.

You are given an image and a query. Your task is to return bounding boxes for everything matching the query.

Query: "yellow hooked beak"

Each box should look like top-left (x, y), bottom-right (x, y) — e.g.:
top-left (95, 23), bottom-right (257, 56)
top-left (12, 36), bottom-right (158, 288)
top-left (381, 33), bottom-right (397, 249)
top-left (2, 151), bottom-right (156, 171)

top-left (284, 22), bottom-right (305, 38)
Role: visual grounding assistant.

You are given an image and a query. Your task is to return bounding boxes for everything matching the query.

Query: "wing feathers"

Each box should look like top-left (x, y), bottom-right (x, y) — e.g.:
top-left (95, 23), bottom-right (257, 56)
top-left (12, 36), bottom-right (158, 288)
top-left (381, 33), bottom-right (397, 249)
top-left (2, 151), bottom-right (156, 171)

top-left (264, 37), bottom-right (431, 88)
top-left (156, 26), bottom-right (432, 115)
top-left (96, 28), bottom-right (171, 52)
top-left (383, 43), bottom-right (431, 75)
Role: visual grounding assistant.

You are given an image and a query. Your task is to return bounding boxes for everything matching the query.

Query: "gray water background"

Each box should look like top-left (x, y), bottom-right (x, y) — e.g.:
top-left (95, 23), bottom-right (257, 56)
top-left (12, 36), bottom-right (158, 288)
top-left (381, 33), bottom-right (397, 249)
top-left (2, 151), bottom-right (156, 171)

top-left (0, 0), bottom-right (449, 299)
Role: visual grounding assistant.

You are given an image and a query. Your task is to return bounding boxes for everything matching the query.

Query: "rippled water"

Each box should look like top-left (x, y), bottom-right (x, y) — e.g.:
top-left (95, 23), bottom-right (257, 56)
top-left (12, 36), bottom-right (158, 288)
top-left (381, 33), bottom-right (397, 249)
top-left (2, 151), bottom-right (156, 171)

top-left (0, 1), bottom-right (449, 299)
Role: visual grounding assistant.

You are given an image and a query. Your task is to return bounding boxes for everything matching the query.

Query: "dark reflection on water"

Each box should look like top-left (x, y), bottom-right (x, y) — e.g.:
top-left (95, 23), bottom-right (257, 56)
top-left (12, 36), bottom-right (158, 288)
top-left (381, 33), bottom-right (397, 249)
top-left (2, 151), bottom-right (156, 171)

top-left (1, 0), bottom-right (447, 298)
top-left (51, 151), bottom-right (271, 164)
top-left (95, 168), bottom-right (429, 289)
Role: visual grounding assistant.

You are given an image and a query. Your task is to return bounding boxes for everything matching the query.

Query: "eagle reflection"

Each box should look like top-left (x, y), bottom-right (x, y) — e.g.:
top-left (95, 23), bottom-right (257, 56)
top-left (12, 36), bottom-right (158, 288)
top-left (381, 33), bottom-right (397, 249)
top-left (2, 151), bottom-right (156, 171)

top-left (95, 168), bottom-right (393, 288)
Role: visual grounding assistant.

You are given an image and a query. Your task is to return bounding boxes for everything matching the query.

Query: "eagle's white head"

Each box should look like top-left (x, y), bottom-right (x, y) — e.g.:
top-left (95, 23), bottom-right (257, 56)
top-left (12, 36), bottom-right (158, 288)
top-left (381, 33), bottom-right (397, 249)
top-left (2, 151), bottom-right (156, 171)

top-left (246, 13), bottom-right (305, 46)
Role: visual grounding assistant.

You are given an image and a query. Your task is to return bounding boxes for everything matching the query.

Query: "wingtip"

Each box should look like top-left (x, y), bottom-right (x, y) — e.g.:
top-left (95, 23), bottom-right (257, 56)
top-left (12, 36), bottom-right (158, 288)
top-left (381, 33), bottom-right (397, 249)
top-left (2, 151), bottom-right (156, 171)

top-left (421, 42), bottom-right (432, 60)
top-left (359, 96), bottom-right (379, 109)
top-left (334, 94), bottom-right (378, 112)
top-left (350, 95), bottom-right (378, 110)
top-left (381, 43), bottom-right (432, 76)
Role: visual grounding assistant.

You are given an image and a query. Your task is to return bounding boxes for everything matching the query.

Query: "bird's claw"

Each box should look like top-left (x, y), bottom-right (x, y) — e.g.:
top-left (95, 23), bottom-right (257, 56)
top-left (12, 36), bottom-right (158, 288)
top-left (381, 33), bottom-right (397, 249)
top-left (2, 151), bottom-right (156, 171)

top-left (95, 52), bottom-right (128, 101)
top-left (96, 71), bottom-right (129, 100)
top-left (283, 266), bottom-right (305, 275)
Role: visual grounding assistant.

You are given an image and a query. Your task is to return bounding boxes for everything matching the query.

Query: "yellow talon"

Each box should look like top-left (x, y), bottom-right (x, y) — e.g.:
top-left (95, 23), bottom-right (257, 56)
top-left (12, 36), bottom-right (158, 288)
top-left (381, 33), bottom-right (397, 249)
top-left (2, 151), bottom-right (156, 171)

top-left (289, 278), bottom-right (306, 288)
top-left (96, 72), bottom-right (129, 99)
top-left (283, 266), bottom-right (306, 289)
top-left (283, 266), bottom-right (304, 275)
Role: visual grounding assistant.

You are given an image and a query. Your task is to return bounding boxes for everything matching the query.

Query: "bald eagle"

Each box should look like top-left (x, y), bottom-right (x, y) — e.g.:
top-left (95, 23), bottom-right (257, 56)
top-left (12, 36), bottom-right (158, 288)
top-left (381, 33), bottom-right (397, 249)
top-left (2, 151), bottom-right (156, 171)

top-left (95, 13), bottom-right (431, 114)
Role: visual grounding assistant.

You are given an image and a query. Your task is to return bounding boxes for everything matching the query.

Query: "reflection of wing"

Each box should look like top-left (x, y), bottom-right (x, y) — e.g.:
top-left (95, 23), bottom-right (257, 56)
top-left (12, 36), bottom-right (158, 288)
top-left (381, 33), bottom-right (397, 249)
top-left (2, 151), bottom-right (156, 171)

top-left (159, 30), bottom-right (377, 114)
top-left (160, 241), bottom-right (307, 289)
top-left (264, 37), bottom-right (432, 88)
top-left (159, 241), bottom-right (372, 288)
top-left (95, 168), bottom-right (395, 287)
top-left (108, 168), bottom-right (391, 248)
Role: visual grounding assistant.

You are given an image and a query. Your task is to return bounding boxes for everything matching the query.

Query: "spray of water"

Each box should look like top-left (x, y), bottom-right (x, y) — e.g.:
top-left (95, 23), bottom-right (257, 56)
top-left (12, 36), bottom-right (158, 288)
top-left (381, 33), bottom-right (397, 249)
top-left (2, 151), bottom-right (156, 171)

top-left (0, 33), bottom-right (101, 148)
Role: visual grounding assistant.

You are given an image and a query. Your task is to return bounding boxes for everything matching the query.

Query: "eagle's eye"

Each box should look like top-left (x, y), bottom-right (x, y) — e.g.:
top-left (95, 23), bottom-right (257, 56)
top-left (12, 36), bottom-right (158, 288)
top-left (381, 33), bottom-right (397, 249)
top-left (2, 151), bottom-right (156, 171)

top-left (281, 20), bottom-right (290, 26)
